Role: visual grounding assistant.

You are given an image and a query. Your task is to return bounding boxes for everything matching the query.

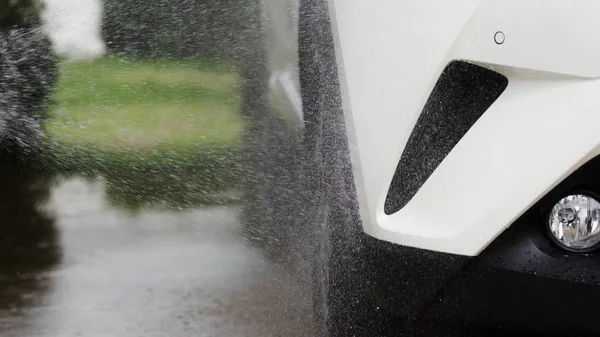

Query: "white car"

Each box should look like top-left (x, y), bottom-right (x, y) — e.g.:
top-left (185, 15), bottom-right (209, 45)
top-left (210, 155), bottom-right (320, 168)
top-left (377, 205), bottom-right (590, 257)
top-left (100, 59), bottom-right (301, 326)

top-left (244, 0), bottom-right (600, 335)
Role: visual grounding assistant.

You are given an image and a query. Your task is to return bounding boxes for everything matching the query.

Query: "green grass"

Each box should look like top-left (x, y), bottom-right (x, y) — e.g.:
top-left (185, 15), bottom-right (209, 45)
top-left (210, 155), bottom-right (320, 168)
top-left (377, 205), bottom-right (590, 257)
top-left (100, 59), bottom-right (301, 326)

top-left (48, 57), bottom-right (244, 151)
top-left (45, 57), bottom-right (246, 209)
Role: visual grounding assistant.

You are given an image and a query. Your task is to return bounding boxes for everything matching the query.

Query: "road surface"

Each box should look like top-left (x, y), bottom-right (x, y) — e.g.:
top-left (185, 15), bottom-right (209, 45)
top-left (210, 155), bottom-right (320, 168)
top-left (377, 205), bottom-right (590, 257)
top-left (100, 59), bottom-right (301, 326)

top-left (0, 169), bottom-right (314, 337)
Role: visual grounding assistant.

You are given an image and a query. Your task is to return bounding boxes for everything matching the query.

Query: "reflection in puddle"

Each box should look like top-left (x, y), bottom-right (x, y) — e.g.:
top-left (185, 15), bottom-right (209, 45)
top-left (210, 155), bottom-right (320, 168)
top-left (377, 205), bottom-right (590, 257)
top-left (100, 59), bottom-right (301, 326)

top-left (0, 162), bottom-right (313, 336)
top-left (0, 161), bottom-right (60, 317)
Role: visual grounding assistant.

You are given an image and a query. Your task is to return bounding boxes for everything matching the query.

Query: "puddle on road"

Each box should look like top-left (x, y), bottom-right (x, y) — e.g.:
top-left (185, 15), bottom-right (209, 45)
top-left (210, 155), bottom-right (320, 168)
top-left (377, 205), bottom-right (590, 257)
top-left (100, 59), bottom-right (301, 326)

top-left (0, 164), bottom-right (314, 337)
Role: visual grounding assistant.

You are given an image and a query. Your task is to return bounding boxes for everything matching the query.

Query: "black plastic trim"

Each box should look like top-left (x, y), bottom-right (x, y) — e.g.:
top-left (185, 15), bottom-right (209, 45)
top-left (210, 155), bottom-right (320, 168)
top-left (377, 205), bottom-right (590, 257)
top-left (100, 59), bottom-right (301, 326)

top-left (369, 155), bottom-right (600, 335)
top-left (384, 61), bottom-right (508, 215)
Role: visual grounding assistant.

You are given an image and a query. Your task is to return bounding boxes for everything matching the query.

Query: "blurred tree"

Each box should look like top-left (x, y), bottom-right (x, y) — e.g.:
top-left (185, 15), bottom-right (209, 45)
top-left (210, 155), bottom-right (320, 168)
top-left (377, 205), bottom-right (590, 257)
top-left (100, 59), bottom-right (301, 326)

top-left (102, 0), bottom-right (260, 61)
top-left (0, 0), bottom-right (58, 156)
top-left (0, 0), bottom-right (41, 30)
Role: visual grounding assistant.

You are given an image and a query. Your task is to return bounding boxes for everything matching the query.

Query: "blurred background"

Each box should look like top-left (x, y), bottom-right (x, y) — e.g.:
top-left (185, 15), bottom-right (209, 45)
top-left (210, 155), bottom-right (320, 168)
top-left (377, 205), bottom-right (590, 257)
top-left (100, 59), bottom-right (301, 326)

top-left (0, 1), bottom-right (313, 336)
top-left (45, 0), bottom-right (259, 209)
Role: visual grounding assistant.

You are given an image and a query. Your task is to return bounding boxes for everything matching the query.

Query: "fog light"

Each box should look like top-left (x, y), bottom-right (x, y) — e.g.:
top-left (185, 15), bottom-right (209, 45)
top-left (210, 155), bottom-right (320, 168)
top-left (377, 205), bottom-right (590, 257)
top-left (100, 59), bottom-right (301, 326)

top-left (548, 194), bottom-right (600, 252)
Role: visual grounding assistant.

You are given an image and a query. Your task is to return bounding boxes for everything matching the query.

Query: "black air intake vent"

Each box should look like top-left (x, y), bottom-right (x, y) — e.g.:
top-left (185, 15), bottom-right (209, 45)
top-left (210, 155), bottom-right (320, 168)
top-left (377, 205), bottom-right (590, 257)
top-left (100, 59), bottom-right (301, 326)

top-left (384, 61), bottom-right (508, 215)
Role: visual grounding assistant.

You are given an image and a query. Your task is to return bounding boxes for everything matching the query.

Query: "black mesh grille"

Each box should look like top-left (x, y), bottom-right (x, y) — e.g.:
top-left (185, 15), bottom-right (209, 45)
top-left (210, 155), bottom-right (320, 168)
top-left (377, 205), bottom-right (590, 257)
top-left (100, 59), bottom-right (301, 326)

top-left (384, 61), bottom-right (508, 215)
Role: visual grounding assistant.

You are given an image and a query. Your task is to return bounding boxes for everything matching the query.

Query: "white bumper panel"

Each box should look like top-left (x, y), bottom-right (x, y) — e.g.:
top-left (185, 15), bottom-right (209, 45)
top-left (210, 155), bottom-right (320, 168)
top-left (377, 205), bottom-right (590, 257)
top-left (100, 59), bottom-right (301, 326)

top-left (329, 0), bottom-right (600, 255)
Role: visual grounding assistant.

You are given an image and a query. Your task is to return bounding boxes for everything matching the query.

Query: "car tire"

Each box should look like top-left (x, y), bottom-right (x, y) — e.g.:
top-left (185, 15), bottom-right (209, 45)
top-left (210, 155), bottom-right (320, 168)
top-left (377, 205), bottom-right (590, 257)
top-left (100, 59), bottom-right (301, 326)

top-left (298, 1), bottom-right (402, 335)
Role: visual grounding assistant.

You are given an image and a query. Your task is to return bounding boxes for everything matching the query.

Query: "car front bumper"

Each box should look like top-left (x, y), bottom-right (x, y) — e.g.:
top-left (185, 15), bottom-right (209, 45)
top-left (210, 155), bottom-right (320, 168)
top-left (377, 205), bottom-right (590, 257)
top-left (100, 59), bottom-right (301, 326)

top-left (366, 195), bottom-right (600, 336)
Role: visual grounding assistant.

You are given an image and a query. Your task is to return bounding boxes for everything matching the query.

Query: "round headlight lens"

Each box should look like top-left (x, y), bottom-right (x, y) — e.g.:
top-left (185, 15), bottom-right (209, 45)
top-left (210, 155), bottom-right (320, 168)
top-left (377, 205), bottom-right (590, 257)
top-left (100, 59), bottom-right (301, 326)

top-left (548, 194), bottom-right (600, 252)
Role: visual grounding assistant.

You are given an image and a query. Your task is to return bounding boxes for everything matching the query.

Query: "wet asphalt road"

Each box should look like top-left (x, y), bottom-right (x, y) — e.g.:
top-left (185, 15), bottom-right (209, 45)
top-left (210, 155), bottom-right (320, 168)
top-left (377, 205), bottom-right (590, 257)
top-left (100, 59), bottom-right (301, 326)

top-left (0, 174), bottom-right (314, 337)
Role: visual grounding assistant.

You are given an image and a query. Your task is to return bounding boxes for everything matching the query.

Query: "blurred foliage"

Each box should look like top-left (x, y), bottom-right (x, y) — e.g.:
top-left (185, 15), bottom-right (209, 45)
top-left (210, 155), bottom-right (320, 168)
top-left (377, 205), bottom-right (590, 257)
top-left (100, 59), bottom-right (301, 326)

top-left (0, 0), bottom-right (256, 209)
top-left (102, 0), bottom-right (261, 61)
top-left (44, 57), bottom-right (245, 209)
top-left (45, 144), bottom-right (243, 211)
top-left (0, 15), bottom-right (58, 156)
top-left (47, 57), bottom-right (243, 151)
top-left (0, 0), bottom-right (41, 29)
